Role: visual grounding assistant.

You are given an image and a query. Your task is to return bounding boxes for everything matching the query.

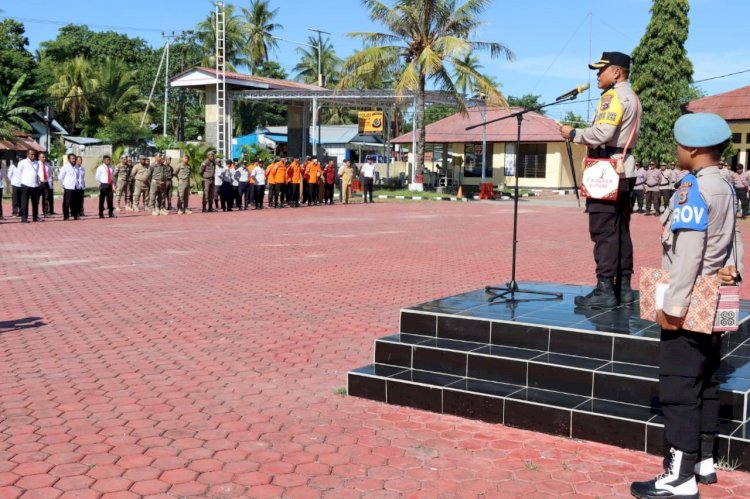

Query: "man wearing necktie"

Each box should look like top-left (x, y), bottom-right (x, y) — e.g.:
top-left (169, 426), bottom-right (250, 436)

top-left (96, 155), bottom-right (115, 218)
top-left (18, 149), bottom-right (41, 223)
top-left (38, 152), bottom-right (54, 217)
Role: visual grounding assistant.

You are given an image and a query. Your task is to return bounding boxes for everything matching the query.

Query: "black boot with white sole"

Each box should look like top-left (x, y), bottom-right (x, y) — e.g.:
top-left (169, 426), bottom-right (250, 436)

top-left (630, 447), bottom-right (700, 499)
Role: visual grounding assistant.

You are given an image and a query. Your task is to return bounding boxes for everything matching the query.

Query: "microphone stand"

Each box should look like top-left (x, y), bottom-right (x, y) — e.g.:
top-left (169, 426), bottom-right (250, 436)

top-left (465, 93), bottom-right (581, 303)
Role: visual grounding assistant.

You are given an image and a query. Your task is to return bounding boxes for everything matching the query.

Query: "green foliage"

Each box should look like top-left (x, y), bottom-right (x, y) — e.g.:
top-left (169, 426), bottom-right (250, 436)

top-left (234, 61), bottom-right (288, 134)
top-left (91, 58), bottom-right (144, 129)
top-left (0, 19), bottom-right (37, 97)
top-left (453, 52), bottom-right (483, 97)
top-left (560, 111), bottom-right (585, 127)
top-left (38, 25), bottom-right (151, 66)
top-left (96, 115), bottom-right (151, 148)
top-left (426, 104), bottom-right (458, 125)
top-left (342, 0), bottom-right (514, 174)
top-left (724, 140), bottom-right (739, 162)
top-left (241, 144), bottom-right (274, 164)
top-left (507, 94), bottom-right (545, 114)
top-left (48, 56), bottom-right (96, 132)
top-left (0, 74), bottom-right (36, 142)
top-left (194, 4), bottom-right (249, 70)
top-left (631, 0), bottom-right (693, 163)
top-left (243, 0), bottom-right (283, 72)
top-left (153, 136), bottom-right (179, 151)
top-left (293, 36), bottom-right (341, 87)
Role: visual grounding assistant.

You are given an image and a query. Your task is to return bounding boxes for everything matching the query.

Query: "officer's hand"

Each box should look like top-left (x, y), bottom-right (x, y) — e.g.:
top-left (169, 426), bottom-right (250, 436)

top-left (559, 125), bottom-right (573, 140)
top-left (718, 265), bottom-right (739, 285)
top-left (656, 309), bottom-right (682, 330)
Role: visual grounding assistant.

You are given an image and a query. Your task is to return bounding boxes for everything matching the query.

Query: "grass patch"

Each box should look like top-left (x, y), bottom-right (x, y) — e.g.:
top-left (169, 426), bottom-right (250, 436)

top-left (524, 460), bottom-right (539, 471)
top-left (333, 387), bottom-right (348, 396)
top-left (716, 456), bottom-right (740, 471)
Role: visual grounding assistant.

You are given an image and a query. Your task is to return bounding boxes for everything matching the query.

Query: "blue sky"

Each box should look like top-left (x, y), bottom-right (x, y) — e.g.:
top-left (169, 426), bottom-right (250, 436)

top-left (5, 0), bottom-right (750, 122)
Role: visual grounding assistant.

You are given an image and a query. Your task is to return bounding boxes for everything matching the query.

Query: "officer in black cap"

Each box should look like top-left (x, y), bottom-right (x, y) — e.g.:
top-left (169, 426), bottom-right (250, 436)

top-left (560, 51), bottom-right (642, 309)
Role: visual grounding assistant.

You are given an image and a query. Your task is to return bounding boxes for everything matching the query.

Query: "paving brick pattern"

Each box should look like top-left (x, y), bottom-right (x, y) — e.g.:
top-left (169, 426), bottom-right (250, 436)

top-left (1, 199), bottom-right (749, 498)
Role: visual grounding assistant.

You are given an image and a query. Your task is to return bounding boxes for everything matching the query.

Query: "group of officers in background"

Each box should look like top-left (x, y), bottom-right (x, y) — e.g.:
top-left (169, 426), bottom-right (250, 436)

top-left (632, 160), bottom-right (749, 218)
top-left (2, 149), bottom-right (376, 223)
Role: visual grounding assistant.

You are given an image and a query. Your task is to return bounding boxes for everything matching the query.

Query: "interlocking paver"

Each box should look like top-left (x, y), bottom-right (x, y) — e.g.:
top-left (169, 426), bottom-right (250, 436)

top-left (2, 199), bottom-right (750, 497)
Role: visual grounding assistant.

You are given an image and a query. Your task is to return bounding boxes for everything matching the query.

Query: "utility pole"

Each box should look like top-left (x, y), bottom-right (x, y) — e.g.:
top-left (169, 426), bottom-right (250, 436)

top-left (307, 28), bottom-right (331, 87)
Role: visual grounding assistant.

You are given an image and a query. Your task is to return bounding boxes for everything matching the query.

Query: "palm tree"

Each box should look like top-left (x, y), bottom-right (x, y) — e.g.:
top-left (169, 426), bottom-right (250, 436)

top-left (48, 56), bottom-right (96, 132)
top-left (92, 58), bottom-right (145, 127)
top-left (0, 74), bottom-right (35, 142)
top-left (454, 51), bottom-right (482, 97)
top-left (194, 4), bottom-right (248, 71)
top-left (341, 0), bottom-right (513, 179)
top-left (242, 0), bottom-right (283, 73)
top-left (293, 36), bottom-right (341, 87)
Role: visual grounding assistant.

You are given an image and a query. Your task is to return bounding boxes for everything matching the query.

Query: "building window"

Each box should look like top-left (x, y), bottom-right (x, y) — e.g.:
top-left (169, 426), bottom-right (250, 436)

top-left (733, 133), bottom-right (742, 144)
top-left (463, 143), bottom-right (492, 177)
top-left (517, 143), bottom-right (548, 178)
top-left (746, 133), bottom-right (750, 145)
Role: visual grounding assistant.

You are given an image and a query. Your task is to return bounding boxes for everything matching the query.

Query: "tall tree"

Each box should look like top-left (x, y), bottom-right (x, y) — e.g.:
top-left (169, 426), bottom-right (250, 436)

top-left (194, 4), bottom-right (248, 70)
top-left (631, 0), bottom-right (693, 162)
top-left (293, 36), bottom-right (341, 87)
top-left (0, 74), bottom-right (35, 142)
top-left (341, 0), bottom-right (513, 180)
top-left (91, 58), bottom-right (145, 128)
top-left (0, 19), bottom-right (37, 96)
top-left (242, 0), bottom-right (283, 73)
top-left (48, 57), bottom-right (96, 132)
top-left (453, 52), bottom-right (482, 97)
top-left (506, 93), bottom-right (545, 114)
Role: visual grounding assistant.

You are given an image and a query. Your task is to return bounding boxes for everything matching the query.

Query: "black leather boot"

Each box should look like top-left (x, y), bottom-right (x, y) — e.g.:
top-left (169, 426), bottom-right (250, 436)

top-left (631, 447), bottom-right (699, 498)
top-left (574, 278), bottom-right (618, 310)
top-left (618, 274), bottom-right (636, 304)
top-left (694, 433), bottom-right (717, 484)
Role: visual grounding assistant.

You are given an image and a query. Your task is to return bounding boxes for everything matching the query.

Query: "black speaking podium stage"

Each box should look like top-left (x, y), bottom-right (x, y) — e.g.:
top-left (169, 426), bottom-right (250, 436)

top-left (348, 282), bottom-right (750, 470)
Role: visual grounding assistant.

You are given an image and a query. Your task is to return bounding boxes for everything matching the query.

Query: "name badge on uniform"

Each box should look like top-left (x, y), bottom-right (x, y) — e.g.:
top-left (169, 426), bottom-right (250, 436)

top-left (671, 173), bottom-right (707, 232)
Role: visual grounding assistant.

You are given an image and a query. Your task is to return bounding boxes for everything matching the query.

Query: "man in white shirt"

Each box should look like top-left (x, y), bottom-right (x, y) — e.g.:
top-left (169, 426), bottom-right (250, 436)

top-left (59, 153), bottom-right (83, 220)
top-left (18, 149), bottom-right (40, 223)
top-left (38, 151), bottom-right (54, 217)
top-left (8, 158), bottom-right (22, 217)
top-left (361, 157), bottom-right (377, 204)
top-left (251, 161), bottom-right (266, 209)
top-left (95, 155), bottom-right (115, 218)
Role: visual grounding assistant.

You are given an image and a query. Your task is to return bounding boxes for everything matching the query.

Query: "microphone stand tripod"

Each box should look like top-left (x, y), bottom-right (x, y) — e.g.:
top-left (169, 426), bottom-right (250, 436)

top-left (465, 94), bottom-right (581, 303)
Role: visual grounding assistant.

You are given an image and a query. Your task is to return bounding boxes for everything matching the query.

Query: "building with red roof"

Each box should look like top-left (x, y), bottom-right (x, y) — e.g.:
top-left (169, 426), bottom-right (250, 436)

top-left (391, 107), bottom-right (586, 190)
top-left (685, 85), bottom-right (750, 167)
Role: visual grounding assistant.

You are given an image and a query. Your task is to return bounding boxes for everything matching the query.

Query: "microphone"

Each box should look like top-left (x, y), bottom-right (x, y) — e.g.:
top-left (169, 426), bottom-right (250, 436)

top-left (556, 83), bottom-right (590, 102)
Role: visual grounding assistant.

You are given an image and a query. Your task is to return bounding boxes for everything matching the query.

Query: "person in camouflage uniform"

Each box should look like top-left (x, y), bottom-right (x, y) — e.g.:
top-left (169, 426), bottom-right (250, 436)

top-left (126, 157), bottom-right (135, 210)
top-left (164, 156), bottom-right (175, 210)
top-left (174, 155), bottom-right (193, 214)
top-left (149, 153), bottom-right (170, 216)
top-left (113, 155), bottom-right (132, 212)
top-left (200, 151), bottom-right (217, 212)
top-left (131, 155), bottom-right (152, 211)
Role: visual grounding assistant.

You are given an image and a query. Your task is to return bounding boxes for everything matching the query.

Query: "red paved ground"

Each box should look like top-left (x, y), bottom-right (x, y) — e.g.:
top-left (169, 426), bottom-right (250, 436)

top-left (1, 197), bottom-right (749, 498)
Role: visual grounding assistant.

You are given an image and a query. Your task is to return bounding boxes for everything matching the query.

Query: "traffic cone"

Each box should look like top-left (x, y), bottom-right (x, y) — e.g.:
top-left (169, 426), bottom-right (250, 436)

top-left (457, 185), bottom-right (463, 198)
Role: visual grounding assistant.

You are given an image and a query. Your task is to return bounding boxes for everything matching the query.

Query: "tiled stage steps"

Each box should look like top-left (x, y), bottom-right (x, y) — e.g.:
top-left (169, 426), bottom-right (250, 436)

top-left (349, 306), bottom-right (750, 470)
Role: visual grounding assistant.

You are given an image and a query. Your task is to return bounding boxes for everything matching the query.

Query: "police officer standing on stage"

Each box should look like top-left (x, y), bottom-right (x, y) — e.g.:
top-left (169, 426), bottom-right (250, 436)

top-left (560, 51), bottom-right (642, 308)
top-left (630, 113), bottom-right (743, 499)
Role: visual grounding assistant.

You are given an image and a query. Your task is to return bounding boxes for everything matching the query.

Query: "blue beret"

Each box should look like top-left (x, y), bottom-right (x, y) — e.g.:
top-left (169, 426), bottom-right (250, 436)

top-left (674, 113), bottom-right (731, 147)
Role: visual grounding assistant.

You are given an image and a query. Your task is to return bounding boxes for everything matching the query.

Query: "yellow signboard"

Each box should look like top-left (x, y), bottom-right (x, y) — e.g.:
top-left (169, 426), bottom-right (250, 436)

top-left (358, 111), bottom-right (384, 134)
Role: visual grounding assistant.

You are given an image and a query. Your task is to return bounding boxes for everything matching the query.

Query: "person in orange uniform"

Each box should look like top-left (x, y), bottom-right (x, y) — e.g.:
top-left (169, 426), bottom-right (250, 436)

top-left (306, 159), bottom-right (322, 206)
top-left (302, 156), bottom-right (312, 205)
top-left (271, 158), bottom-right (287, 208)
top-left (265, 160), bottom-right (276, 208)
top-left (287, 158), bottom-right (302, 207)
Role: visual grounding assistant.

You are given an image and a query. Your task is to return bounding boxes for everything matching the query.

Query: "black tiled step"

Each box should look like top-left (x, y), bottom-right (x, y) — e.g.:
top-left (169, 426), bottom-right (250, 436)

top-left (347, 365), bottom-right (747, 470)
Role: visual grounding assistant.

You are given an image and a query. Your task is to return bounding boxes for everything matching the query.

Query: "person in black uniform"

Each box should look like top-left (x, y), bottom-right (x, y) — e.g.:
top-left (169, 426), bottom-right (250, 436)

top-left (560, 51), bottom-right (642, 309)
top-left (630, 113), bottom-right (743, 499)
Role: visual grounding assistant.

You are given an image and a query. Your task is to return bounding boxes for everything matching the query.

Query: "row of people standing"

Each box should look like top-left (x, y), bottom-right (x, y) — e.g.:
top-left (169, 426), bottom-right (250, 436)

top-left (3, 150), bottom-right (58, 223)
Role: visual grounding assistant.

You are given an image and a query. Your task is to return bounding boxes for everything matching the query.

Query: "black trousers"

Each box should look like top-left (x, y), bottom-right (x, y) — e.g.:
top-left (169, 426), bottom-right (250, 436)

top-left (645, 190), bottom-right (659, 213)
top-left (0, 188), bottom-right (3, 218)
top-left (63, 189), bottom-right (84, 219)
top-left (11, 185), bottom-right (20, 216)
top-left (308, 183), bottom-right (319, 205)
top-left (239, 181), bottom-right (250, 208)
top-left (660, 329), bottom-right (722, 454)
top-left (302, 180), bottom-right (310, 204)
top-left (324, 183), bottom-right (334, 204)
top-left (270, 183), bottom-right (284, 207)
top-left (363, 177), bottom-right (374, 202)
top-left (20, 185), bottom-right (39, 221)
top-left (40, 184), bottom-right (54, 214)
top-left (737, 187), bottom-right (749, 216)
top-left (254, 185), bottom-right (265, 208)
top-left (63, 189), bottom-right (74, 219)
top-left (660, 189), bottom-right (671, 211)
top-left (632, 190), bottom-right (645, 211)
top-left (220, 183), bottom-right (234, 211)
top-left (290, 183), bottom-right (300, 206)
top-left (99, 184), bottom-right (114, 217)
top-left (587, 196), bottom-right (633, 280)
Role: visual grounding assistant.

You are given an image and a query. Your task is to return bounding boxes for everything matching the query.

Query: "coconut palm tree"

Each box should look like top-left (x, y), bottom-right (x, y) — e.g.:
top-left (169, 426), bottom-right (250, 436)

top-left (92, 58), bottom-right (145, 127)
top-left (242, 0), bottom-right (283, 73)
top-left (293, 36), bottom-right (341, 87)
top-left (48, 56), bottom-right (96, 132)
top-left (194, 4), bottom-right (248, 71)
top-left (0, 74), bottom-right (35, 142)
top-left (340, 0), bottom-right (513, 179)
top-left (454, 51), bottom-right (482, 97)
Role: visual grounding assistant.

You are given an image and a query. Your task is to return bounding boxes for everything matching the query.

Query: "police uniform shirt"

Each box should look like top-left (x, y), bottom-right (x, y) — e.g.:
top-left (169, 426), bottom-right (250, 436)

top-left (659, 165), bottom-right (744, 317)
top-left (251, 166), bottom-right (266, 185)
top-left (733, 171), bottom-right (748, 189)
top-left (659, 168), bottom-right (671, 190)
top-left (215, 165), bottom-right (225, 185)
top-left (18, 158), bottom-right (39, 187)
top-left (634, 167), bottom-right (646, 190)
top-left (644, 168), bottom-right (661, 192)
top-left (572, 81), bottom-right (642, 178)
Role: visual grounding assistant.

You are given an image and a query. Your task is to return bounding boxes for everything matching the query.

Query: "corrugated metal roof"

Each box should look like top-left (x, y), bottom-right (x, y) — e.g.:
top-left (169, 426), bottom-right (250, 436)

top-left (391, 107), bottom-right (565, 144)
top-left (172, 67), bottom-right (324, 91)
top-left (685, 85), bottom-right (750, 121)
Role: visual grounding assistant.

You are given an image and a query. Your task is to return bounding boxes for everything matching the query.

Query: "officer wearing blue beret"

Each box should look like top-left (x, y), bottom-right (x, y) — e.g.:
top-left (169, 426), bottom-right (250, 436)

top-left (631, 113), bottom-right (744, 498)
